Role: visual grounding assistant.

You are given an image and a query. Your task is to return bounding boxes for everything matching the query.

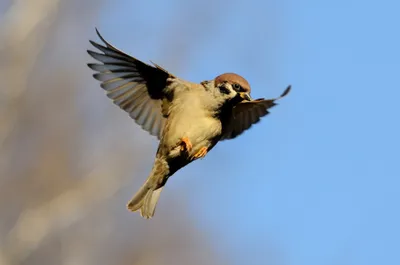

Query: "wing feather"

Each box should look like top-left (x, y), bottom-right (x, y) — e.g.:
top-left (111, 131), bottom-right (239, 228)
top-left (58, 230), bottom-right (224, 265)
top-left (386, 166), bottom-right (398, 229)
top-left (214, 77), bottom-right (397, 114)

top-left (87, 28), bottom-right (173, 139)
top-left (221, 85), bottom-right (291, 140)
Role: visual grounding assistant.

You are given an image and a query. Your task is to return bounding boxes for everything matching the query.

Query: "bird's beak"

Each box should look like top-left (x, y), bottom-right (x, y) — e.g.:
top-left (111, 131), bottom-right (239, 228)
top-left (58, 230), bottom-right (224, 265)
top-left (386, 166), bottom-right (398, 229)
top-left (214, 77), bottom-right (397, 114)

top-left (239, 92), bottom-right (251, 101)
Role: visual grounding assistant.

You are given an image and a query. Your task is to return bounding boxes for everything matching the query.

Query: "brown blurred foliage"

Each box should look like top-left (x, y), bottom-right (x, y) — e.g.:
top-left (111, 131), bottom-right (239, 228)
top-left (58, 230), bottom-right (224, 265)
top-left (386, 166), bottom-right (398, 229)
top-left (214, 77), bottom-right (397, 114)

top-left (0, 1), bottom-right (228, 264)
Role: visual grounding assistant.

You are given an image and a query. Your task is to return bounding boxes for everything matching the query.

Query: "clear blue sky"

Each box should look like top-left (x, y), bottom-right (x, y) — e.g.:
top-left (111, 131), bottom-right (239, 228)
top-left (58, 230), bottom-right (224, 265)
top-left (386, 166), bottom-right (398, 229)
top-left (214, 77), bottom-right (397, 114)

top-left (95, 1), bottom-right (400, 264)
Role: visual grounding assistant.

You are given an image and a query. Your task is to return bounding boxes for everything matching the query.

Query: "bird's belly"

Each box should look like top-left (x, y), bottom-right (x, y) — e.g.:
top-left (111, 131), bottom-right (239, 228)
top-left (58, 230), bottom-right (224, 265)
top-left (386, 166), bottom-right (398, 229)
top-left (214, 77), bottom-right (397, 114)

top-left (163, 113), bottom-right (222, 157)
top-left (185, 118), bottom-right (220, 149)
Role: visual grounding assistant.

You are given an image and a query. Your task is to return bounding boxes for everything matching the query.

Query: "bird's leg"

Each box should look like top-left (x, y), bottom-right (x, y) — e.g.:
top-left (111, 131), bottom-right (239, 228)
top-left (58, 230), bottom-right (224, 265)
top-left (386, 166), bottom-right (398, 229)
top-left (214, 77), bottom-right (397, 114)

top-left (179, 136), bottom-right (192, 152)
top-left (193, 147), bottom-right (208, 159)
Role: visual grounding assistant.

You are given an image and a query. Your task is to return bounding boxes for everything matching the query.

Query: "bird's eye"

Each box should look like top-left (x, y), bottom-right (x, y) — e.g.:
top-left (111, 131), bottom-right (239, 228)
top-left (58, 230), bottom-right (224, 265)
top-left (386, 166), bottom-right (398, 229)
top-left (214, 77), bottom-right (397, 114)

top-left (232, 83), bottom-right (242, 92)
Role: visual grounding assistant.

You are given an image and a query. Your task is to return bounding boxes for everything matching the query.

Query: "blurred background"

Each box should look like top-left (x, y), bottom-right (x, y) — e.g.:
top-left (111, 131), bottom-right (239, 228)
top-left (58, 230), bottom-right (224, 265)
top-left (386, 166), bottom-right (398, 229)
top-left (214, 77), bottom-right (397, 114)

top-left (1, 0), bottom-right (399, 265)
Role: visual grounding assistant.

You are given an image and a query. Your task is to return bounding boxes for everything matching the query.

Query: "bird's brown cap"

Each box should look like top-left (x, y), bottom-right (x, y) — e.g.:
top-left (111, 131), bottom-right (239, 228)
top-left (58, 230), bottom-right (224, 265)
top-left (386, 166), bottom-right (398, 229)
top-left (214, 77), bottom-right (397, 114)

top-left (214, 73), bottom-right (251, 93)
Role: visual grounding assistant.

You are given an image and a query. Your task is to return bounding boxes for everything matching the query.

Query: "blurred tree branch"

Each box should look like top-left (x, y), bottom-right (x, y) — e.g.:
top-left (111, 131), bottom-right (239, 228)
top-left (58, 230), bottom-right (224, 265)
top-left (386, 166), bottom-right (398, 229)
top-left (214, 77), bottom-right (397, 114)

top-left (0, 1), bottom-right (230, 265)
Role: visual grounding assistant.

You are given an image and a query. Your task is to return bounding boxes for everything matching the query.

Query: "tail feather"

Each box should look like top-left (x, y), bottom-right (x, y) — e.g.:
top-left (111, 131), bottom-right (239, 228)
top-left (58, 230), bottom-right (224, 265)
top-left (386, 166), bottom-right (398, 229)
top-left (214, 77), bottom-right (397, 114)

top-left (141, 187), bottom-right (163, 218)
top-left (127, 157), bottom-right (169, 219)
top-left (126, 180), bottom-right (151, 212)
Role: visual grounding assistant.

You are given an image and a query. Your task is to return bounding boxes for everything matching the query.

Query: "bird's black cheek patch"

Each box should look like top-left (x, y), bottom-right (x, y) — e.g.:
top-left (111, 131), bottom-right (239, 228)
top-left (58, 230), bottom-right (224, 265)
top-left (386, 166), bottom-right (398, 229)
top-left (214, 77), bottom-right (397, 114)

top-left (219, 85), bottom-right (231, 95)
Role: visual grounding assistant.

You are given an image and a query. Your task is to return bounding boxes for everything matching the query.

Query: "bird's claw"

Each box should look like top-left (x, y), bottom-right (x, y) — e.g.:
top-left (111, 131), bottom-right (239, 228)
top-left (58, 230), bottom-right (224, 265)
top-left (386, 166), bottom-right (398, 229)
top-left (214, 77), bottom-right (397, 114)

top-left (193, 146), bottom-right (207, 159)
top-left (179, 137), bottom-right (192, 153)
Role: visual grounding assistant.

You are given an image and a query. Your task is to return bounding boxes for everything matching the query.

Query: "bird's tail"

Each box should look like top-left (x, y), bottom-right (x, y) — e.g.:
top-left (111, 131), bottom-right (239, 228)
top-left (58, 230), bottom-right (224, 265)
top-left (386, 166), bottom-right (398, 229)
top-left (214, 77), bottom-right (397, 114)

top-left (127, 158), bottom-right (169, 219)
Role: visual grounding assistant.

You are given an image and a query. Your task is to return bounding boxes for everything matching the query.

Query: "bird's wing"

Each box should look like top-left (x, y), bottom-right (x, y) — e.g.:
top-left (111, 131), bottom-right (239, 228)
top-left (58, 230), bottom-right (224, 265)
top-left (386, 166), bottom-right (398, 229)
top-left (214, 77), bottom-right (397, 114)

top-left (87, 28), bottom-right (175, 139)
top-left (220, 85), bottom-right (291, 140)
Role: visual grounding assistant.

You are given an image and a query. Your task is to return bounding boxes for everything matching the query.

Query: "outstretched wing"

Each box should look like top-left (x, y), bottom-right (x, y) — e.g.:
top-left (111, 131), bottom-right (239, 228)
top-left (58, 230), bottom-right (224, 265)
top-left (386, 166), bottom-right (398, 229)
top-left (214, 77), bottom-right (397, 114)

top-left (87, 28), bottom-right (174, 139)
top-left (220, 85), bottom-right (291, 140)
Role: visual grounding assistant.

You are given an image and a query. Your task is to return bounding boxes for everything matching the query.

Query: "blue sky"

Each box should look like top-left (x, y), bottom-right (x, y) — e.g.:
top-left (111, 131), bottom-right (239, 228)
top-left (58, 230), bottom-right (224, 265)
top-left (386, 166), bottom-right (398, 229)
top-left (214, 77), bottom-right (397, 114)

top-left (95, 1), bottom-right (400, 264)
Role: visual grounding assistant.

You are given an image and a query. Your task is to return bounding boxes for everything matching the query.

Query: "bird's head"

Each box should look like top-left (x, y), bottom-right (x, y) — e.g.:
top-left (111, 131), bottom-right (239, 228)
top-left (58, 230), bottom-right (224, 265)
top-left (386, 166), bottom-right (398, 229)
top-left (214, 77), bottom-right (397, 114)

top-left (211, 73), bottom-right (252, 104)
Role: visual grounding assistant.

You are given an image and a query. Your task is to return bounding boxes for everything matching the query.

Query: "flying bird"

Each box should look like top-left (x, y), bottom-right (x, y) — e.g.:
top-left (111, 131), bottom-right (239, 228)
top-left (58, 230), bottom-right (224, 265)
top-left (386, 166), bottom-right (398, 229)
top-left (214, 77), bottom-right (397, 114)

top-left (87, 29), bottom-right (291, 219)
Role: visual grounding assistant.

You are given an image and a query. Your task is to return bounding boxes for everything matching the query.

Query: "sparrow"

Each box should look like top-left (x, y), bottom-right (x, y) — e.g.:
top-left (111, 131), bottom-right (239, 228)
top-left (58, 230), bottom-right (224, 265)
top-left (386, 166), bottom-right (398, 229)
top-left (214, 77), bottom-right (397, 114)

top-left (87, 29), bottom-right (291, 219)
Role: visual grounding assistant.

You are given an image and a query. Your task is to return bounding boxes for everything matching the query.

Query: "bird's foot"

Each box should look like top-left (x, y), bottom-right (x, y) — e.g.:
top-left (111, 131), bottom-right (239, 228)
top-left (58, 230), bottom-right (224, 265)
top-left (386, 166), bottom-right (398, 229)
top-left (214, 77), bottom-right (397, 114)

top-left (179, 136), bottom-right (192, 153)
top-left (193, 146), bottom-right (208, 159)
